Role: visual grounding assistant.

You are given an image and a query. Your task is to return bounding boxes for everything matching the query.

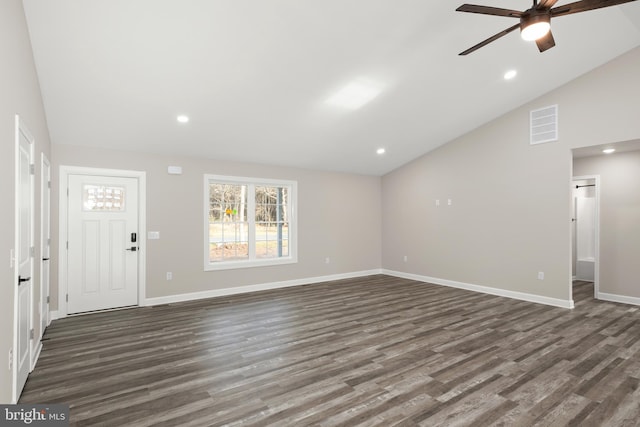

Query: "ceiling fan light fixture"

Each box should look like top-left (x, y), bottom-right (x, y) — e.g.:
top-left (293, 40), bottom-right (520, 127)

top-left (520, 13), bottom-right (551, 41)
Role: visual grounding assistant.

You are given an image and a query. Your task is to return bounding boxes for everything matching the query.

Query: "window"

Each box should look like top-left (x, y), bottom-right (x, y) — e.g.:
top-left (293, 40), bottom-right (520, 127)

top-left (204, 175), bottom-right (297, 270)
top-left (83, 185), bottom-right (125, 211)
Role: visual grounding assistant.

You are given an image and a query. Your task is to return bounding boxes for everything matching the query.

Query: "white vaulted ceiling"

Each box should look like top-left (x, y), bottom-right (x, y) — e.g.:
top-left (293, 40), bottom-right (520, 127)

top-left (22, 1), bottom-right (640, 175)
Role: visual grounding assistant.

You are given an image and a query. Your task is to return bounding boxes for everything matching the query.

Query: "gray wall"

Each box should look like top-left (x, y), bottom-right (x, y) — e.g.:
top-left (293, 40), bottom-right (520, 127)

top-left (51, 144), bottom-right (382, 305)
top-left (574, 150), bottom-right (640, 299)
top-left (0, 0), bottom-right (51, 403)
top-left (381, 46), bottom-right (640, 305)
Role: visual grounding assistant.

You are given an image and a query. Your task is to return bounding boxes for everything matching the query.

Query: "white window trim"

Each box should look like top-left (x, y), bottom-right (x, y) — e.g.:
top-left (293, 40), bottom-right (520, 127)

top-left (204, 174), bottom-right (298, 271)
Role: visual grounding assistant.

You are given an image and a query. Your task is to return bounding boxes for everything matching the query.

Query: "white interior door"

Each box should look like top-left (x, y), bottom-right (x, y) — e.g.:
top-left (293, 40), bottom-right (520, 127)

top-left (40, 155), bottom-right (51, 331)
top-left (16, 117), bottom-right (34, 399)
top-left (67, 175), bottom-right (139, 314)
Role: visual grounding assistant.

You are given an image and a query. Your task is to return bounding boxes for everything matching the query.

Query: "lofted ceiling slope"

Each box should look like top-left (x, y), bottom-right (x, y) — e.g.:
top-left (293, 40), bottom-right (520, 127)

top-left (22, 0), bottom-right (640, 175)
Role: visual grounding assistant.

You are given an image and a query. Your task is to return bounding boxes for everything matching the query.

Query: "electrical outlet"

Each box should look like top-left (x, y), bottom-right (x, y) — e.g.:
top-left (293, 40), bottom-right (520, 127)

top-left (448, 199), bottom-right (452, 206)
top-left (325, 257), bottom-right (330, 264)
top-left (403, 255), bottom-right (408, 262)
top-left (435, 199), bottom-right (440, 207)
top-left (8, 348), bottom-right (12, 371)
top-left (166, 272), bottom-right (172, 280)
top-left (537, 272), bottom-right (544, 280)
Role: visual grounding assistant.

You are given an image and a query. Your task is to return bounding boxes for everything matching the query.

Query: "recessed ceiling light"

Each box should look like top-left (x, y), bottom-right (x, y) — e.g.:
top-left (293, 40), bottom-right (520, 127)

top-left (504, 70), bottom-right (517, 80)
top-left (602, 148), bottom-right (615, 154)
top-left (177, 115), bottom-right (189, 123)
top-left (376, 148), bottom-right (386, 155)
top-left (326, 79), bottom-right (382, 110)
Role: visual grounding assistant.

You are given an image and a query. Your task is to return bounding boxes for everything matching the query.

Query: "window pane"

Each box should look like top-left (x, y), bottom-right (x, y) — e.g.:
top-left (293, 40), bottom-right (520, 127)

top-left (255, 186), bottom-right (288, 259)
top-left (209, 184), bottom-right (247, 220)
top-left (222, 223), bottom-right (248, 243)
top-left (209, 183), bottom-right (248, 262)
top-left (255, 223), bottom-right (289, 259)
top-left (210, 241), bottom-right (248, 262)
top-left (83, 185), bottom-right (125, 211)
top-left (255, 186), bottom-right (288, 223)
top-left (209, 223), bottom-right (248, 261)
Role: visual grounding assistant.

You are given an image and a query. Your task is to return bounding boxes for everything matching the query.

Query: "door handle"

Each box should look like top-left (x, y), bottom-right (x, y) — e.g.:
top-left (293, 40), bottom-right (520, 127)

top-left (18, 276), bottom-right (31, 285)
top-left (42, 257), bottom-right (50, 261)
top-left (126, 246), bottom-right (138, 252)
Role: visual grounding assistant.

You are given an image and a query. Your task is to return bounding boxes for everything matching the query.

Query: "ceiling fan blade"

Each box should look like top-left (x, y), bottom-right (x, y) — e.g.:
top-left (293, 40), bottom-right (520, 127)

top-left (552, 0), bottom-right (638, 17)
top-left (456, 4), bottom-right (522, 17)
top-left (536, 30), bottom-right (556, 52)
top-left (459, 23), bottom-right (520, 55)
top-left (536, 0), bottom-right (560, 9)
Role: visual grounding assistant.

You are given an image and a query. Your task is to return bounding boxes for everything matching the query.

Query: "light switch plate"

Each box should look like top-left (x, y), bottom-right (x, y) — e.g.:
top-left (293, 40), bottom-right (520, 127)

top-left (148, 231), bottom-right (160, 240)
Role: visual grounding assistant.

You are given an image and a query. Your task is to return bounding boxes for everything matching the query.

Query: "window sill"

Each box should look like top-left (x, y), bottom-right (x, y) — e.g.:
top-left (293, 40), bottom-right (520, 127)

top-left (204, 256), bottom-right (298, 271)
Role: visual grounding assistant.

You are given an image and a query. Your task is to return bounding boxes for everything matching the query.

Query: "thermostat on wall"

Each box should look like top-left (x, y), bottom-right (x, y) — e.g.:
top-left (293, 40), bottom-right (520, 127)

top-left (168, 166), bottom-right (182, 175)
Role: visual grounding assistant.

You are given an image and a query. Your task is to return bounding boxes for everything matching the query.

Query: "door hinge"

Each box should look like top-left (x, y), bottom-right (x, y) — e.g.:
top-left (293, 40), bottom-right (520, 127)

top-left (46, 295), bottom-right (50, 304)
top-left (48, 180), bottom-right (51, 189)
top-left (66, 241), bottom-right (68, 250)
top-left (30, 329), bottom-right (34, 340)
top-left (67, 187), bottom-right (69, 196)
top-left (66, 294), bottom-right (69, 302)
top-left (30, 164), bottom-right (35, 175)
top-left (30, 246), bottom-right (35, 257)
top-left (48, 238), bottom-right (51, 246)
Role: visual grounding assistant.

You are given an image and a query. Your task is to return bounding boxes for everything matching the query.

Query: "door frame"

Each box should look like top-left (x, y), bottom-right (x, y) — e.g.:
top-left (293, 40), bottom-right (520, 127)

top-left (40, 154), bottom-right (51, 331)
top-left (13, 115), bottom-right (34, 403)
top-left (58, 166), bottom-right (147, 317)
top-left (572, 174), bottom-right (601, 299)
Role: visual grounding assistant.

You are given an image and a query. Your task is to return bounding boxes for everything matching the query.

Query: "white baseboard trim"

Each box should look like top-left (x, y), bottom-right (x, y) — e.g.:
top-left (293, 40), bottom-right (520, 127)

top-left (598, 292), bottom-right (640, 307)
top-left (50, 310), bottom-right (61, 321)
top-left (382, 269), bottom-right (574, 309)
top-left (144, 269), bottom-right (383, 306)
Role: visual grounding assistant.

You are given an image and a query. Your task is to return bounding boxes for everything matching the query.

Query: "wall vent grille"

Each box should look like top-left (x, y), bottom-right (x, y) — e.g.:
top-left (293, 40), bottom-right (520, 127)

top-left (530, 104), bottom-right (558, 145)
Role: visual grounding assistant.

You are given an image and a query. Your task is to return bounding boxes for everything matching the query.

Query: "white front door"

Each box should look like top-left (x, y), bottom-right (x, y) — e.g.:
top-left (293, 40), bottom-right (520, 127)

top-left (16, 117), bottom-right (34, 399)
top-left (40, 155), bottom-right (51, 332)
top-left (67, 175), bottom-right (139, 314)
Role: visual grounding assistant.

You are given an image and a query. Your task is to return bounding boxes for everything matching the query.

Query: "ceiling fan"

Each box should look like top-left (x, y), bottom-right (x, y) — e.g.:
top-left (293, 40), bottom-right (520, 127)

top-left (457, 0), bottom-right (639, 55)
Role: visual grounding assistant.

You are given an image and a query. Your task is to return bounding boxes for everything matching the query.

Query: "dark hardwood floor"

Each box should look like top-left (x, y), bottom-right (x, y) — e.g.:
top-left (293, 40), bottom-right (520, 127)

top-left (20, 276), bottom-right (640, 426)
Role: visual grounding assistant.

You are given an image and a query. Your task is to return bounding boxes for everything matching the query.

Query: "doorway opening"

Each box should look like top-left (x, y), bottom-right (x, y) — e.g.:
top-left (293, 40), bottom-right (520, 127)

top-left (39, 154), bottom-right (51, 339)
top-left (571, 175), bottom-right (600, 300)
